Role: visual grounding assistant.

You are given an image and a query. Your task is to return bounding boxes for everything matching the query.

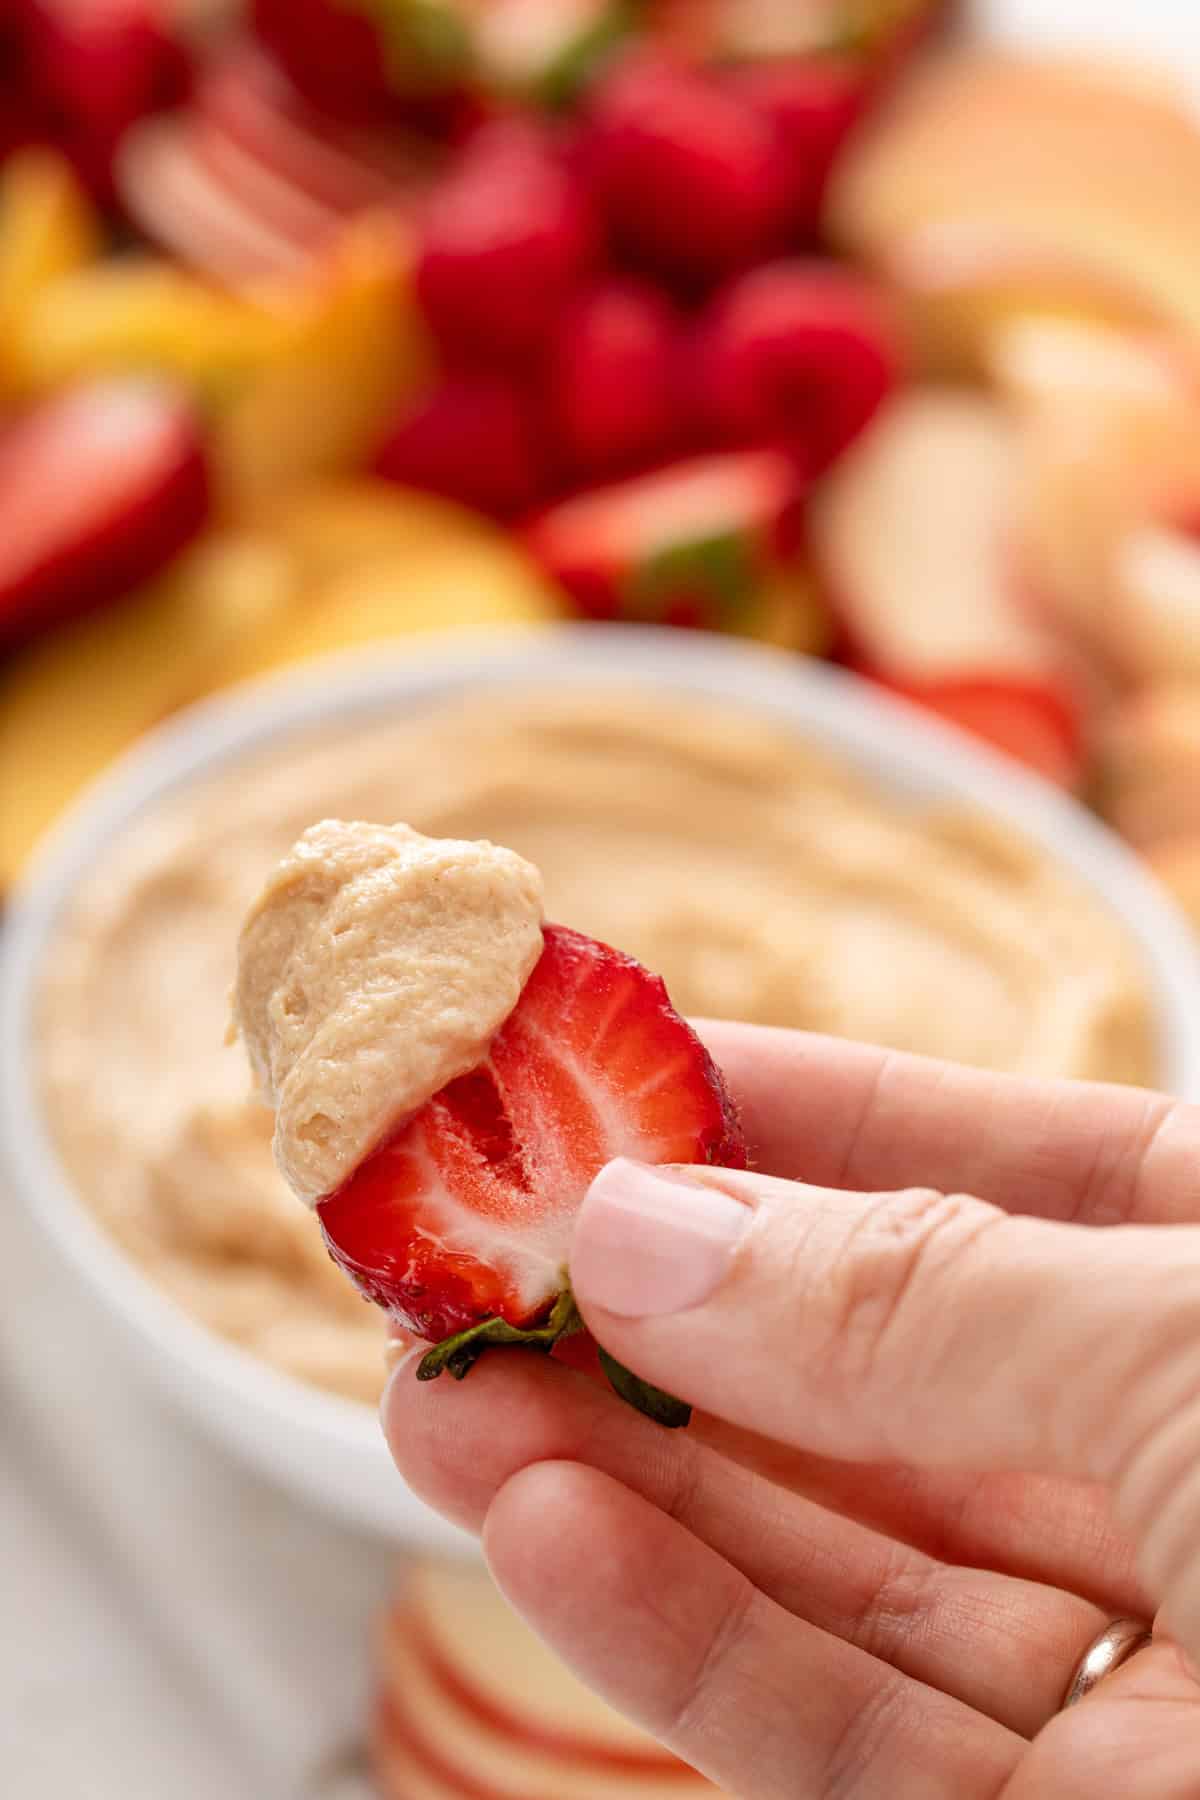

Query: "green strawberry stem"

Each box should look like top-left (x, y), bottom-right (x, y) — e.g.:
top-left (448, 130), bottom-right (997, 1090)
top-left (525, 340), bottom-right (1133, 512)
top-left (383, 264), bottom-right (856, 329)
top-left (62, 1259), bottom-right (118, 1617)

top-left (596, 1348), bottom-right (691, 1429)
top-left (415, 1284), bottom-right (692, 1429)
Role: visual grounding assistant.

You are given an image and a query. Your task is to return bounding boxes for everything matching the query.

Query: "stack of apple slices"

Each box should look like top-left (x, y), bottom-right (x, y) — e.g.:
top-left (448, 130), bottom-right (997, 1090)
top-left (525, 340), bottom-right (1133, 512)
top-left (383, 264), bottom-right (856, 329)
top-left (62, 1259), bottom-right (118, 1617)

top-left (373, 1560), bottom-right (720, 1799)
top-left (810, 386), bottom-right (1093, 787)
top-left (118, 45), bottom-right (433, 286)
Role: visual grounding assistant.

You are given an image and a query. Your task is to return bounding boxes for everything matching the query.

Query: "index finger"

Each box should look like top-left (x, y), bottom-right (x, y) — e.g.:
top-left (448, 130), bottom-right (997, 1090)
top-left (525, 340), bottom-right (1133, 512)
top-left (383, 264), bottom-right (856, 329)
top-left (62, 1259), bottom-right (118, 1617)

top-left (696, 1021), bottom-right (1200, 1227)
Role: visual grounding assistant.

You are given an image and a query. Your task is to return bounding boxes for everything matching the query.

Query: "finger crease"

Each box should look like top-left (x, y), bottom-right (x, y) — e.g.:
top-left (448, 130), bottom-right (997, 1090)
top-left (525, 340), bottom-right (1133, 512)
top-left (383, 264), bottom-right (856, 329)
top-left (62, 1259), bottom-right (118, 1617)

top-left (667, 1581), bottom-right (760, 1746)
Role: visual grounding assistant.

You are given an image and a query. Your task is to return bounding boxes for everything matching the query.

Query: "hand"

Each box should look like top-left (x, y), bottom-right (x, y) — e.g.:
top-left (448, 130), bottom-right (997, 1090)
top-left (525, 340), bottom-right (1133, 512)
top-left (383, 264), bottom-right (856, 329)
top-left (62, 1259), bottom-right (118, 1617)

top-left (383, 1024), bottom-right (1200, 1798)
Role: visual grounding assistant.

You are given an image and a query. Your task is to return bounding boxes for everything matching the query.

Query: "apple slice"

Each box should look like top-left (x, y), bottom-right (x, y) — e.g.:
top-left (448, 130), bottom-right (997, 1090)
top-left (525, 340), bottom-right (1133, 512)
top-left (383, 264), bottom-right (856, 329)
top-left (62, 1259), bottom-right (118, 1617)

top-left (377, 1603), bottom-right (708, 1798)
top-left (1100, 683), bottom-right (1200, 851)
top-left (811, 388), bottom-right (1088, 783)
top-left (811, 387), bottom-right (1071, 678)
top-left (116, 113), bottom-right (314, 283)
top-left (879, 220), bottom-right (1162, 378)
top-left (985, 316), bottom-right (1192, 416)
top-left (400, 1561), bottom-right (685, 1772)
top-left (192, 44), bottom-right (428, 218)
top-left (0, 528), bottom-right (296, 887)
top-left (186, 113), bottom-right (344, 254)
top-left (0, 376), bottom-right (209, 650)
top-left (373, 1685), bottom-right (712, 1800)
top-left (1019, 391), bottom-right (1200, 680)
top-left (828, 51), bottom-right (1200, 365)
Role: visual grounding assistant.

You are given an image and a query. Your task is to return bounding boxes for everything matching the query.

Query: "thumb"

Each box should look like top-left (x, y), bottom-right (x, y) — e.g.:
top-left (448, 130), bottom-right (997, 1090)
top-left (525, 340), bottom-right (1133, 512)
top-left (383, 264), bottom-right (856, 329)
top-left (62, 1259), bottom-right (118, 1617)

top-left (570, 1158), bottom-right (1200, 1653)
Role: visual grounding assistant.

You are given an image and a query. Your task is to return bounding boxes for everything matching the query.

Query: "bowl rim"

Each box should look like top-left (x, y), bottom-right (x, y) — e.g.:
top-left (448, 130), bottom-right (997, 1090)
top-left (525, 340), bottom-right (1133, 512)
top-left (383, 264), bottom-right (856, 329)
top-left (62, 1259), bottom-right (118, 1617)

top-left (4, 624), bottom-right (1199, 1537)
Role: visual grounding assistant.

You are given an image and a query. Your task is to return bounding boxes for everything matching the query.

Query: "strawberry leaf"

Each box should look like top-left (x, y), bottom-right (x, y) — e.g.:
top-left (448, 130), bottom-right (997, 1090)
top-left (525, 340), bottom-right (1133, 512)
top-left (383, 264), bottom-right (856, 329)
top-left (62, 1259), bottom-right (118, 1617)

top-left (416, 1287), bottom-right (584, 1383)
top-left (597, 1347), bottom-right (692, 1429)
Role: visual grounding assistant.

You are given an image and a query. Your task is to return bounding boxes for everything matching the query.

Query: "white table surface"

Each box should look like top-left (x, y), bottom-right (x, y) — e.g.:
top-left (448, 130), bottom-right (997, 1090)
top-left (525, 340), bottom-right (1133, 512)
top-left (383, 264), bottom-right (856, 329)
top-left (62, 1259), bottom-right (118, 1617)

top-left (2, 6), bottom-right (1198, 1795)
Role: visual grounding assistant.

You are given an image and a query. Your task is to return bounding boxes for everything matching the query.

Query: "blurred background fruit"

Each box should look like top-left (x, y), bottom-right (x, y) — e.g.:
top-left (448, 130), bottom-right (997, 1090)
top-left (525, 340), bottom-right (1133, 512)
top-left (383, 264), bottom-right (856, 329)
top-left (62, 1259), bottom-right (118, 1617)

top-left (373, 1560), bottom-right (720, 1798)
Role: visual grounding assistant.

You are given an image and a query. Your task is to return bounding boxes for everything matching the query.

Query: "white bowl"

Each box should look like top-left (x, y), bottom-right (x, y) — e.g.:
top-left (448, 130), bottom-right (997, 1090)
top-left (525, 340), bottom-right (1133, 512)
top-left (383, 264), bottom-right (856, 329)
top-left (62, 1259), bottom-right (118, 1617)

top-left (4, 625), bottom-right (1200, 1545)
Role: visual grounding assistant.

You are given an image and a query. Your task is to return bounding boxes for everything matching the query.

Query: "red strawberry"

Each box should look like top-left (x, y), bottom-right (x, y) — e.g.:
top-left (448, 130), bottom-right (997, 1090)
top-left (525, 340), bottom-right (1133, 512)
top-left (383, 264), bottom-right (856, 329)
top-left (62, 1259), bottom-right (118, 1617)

top-left (871, 675), bottom-right (1087, 789)
top-left (545, 275), bottom-right (681, 480)
top-left (416, 118), bottom-right (597, 363)
top-left (579, 52), bottom-right (790, 284)
top-left (251, 0), bottom-right (472, 120)
top-left (691, 259), bottom-right (900, 476)
top-left (318, 923), bottom-right (745, 1423)
top-left (373, 372), bottom-right (547, 517)
top-left (0, 376), bottom-right (210, 649)
top-left (733, 56), bottom-right (869, 242)
top-left (24, 0), bottom-right (192, 205)
top-left (522, 448), bottom-right (805, 628)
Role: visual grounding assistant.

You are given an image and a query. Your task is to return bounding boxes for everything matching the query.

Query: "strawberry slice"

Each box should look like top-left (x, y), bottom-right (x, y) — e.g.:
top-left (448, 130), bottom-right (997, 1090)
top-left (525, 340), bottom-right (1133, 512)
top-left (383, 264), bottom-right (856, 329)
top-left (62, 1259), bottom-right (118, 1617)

top-left (521, 448), bottom-right (805, 628)
top-left (317, 923), bottom-right (745, 1425)
top-left (870, 673), bottom-right (1087, 788)
top-left (0, 375), bottom-right (209, 648)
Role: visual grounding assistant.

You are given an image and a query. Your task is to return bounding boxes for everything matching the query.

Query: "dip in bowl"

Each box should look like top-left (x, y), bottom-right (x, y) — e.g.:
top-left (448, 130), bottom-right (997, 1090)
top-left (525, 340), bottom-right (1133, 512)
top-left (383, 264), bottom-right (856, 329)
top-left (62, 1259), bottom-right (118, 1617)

top-left (3, 627), bottom-right (1198, 1542)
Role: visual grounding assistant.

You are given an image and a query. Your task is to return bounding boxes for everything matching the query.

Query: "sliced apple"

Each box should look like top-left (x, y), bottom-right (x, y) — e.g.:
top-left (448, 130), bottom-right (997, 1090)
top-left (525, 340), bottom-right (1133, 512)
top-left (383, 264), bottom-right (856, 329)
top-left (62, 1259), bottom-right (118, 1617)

top-left (813, 390), bottom-right (1032, 676)
top-left (187, 115), bottom-right (345, 254)
top-left (828, 51), bottom-right (1200, 366)
top-left (192, 44), bottom-right (429, 217)
top-left (0, 376), bottom-right (210, 650)
top-left (400, 1561), bottom-right (681, 1770)
top-left (1100, 683), bottom-right (1200, 851)
top-left (985, 317), bottom-right (1193, 416)
top-left (377, 1605), bottom-right (707, 1799)
top-left (0, 529), bottom-right (296, 887)
top-left (117, 113), bottom-right (314, 284)
top-left (374, 1685), bottom-right (711, 1800)
top-left (881, 222), bottom-right (1162, 379)
top-left (1020, 392), bottom-right (1200, 679)
top-left (811, 387), bottom-right (1089, 782)
top-left (212, 214), bottom-right (430, 504)
top-left (0, 149), bottom-right (102, 389)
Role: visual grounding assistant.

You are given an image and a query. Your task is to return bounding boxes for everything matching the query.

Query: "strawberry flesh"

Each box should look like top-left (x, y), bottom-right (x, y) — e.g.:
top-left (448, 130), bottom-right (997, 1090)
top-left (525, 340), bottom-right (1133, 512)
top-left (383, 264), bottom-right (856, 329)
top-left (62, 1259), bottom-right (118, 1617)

top-left (318, 923), bottom-right (745, 1349)
top-left (0, 376), bottom-right (210, 649)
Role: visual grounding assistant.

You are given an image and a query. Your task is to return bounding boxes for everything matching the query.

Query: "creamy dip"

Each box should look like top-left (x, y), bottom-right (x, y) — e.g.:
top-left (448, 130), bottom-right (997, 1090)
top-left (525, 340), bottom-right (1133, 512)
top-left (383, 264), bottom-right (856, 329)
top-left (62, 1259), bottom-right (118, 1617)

top-left (233, 820), bottom-right (544, 1204)
top-left (37, 688), bottom-right (1156, 1403)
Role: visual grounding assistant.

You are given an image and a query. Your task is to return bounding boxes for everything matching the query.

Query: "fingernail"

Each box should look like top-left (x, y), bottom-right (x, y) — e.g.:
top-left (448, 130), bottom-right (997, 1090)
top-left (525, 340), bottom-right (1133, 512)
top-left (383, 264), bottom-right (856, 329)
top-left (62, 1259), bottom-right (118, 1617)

top-left (572, 1159), bottom-right (751, 1318)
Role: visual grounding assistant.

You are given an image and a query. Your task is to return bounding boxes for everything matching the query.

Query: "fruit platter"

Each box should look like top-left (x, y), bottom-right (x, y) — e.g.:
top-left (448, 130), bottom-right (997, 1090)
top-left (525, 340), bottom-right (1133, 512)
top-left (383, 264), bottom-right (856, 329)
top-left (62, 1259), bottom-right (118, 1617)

top-left (4, 0), bottom-right (1200, 932)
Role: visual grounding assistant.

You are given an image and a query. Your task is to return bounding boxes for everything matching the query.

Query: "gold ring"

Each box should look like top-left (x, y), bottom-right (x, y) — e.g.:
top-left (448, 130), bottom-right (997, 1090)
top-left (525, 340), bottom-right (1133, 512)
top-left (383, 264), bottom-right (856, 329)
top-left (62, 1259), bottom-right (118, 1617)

top-left (1061, 1619), bottom-right (1153, 1710)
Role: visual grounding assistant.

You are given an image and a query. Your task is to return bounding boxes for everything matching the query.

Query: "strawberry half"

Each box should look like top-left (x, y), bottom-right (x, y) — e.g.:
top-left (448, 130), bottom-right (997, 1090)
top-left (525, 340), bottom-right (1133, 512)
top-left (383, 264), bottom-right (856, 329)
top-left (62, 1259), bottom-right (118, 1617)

top-left (317, 923), bottom-right (745, 1425)
top-left (521, 448), bottom-right (806, 628)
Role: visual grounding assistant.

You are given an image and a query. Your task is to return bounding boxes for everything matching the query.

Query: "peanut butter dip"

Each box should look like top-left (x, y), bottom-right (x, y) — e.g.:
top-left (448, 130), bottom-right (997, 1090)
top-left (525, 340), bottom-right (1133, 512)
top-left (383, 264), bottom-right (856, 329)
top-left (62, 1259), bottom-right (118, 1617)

top-left (233, 820), bottom-right (544, 1204)
top-left (36, 689), bottom-right (1156, 1404)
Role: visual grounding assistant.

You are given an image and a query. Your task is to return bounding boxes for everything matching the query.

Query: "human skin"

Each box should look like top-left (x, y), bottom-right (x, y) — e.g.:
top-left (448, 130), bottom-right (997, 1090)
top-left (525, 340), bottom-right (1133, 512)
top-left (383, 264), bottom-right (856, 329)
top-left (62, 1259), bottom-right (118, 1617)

top-left (383, 1022), bottom-right (1200, 1798)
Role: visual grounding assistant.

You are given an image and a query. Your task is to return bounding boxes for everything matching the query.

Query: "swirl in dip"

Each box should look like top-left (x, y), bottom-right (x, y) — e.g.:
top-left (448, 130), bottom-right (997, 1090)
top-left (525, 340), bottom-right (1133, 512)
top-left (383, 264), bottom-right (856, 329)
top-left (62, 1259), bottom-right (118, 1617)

top-left (36, 690), bottom-right (1156, 1403)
